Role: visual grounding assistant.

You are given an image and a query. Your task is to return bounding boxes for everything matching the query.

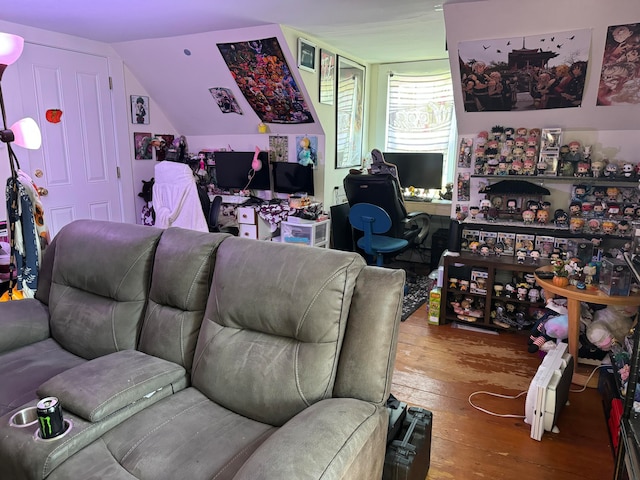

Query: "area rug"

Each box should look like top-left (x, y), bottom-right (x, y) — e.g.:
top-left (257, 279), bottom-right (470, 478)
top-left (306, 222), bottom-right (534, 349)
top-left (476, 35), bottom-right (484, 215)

top-left (401, 275), bottom-right (435, 321)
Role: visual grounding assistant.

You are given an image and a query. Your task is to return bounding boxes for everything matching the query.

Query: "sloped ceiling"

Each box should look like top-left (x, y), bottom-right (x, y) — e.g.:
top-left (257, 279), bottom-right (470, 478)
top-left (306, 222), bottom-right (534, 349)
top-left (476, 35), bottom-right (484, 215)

top-left (112, 25), bottom-right (323, 136)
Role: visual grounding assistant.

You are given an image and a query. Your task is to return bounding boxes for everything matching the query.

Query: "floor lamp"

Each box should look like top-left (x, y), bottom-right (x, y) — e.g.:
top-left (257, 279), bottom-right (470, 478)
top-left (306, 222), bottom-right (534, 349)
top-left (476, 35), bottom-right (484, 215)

top-left (0, 32), bottom-right (42, 299)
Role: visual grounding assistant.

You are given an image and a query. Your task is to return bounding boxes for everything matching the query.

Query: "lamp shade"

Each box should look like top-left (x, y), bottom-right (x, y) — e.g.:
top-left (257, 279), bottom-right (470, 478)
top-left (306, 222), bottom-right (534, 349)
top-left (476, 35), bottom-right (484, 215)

top-left (10, 117), bottom-right (42, 149)
top-left (0, 33), bottom-right (24, 66)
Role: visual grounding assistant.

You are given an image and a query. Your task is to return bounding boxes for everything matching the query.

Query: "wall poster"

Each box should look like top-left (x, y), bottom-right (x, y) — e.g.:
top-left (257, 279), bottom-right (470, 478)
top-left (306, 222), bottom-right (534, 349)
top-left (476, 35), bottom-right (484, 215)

top-left (597, 23), bottom-right (640, 106)
top-left (458, 29), bottom-right (591, 112)
top-left (217, 37), bottom-right (315, 124)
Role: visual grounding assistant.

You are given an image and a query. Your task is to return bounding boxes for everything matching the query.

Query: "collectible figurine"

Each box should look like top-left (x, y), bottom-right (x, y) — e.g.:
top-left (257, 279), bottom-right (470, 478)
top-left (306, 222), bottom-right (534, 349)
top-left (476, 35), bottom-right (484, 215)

top-left (570, 217), bottom-right (585, 233)
top-left (569, 201), bottom-right (582, 217)
top-left (536, 209), bottom-right (549, 224)
top-left (469, 205), bottom-right (480, 220)
top-left (530, 249), bottom-right (541, 262)
top-left (494, 242), bottom-right (505, 256)
top-left (604, 162), bottom-right (618, 178)
top-left (591, 159), bottom-right (605, 178)
top-left (573, 184), bottom-right (588, 201)
top-left (479, 243), bottom-right (491, 256)
top-left (516, 249), bottom-right (527, 264)
top-left (554, 209), bottom-right (569, 227)
top-left (506, 198), bottom-right (518, 214)
top-left (602, 220), bottom-right (617, 235)
top-left (588, 218), bottom-right (601, 233)
top-left (522, 209), bottom-right (535, 225)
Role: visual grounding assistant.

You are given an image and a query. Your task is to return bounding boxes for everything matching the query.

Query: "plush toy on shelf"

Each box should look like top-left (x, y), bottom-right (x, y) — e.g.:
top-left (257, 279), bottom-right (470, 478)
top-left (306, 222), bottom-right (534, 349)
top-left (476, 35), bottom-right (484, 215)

top-left (586, 305), bottom-right (637, 351)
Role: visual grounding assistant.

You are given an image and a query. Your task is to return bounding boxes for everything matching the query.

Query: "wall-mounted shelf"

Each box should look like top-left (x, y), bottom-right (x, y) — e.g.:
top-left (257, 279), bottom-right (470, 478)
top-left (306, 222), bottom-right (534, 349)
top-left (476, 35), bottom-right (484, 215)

top-left (471, 175), bottom-right (639, 186)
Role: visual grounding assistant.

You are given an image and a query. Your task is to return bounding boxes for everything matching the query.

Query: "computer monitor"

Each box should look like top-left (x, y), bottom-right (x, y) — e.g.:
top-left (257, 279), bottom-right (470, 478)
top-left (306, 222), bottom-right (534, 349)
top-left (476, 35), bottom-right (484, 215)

top-left (272, 162), bottom-right (315, 195)
top-left (214, 151), bottom-right (270, 191)
top-left (382, 152), bottom-right (444, 190)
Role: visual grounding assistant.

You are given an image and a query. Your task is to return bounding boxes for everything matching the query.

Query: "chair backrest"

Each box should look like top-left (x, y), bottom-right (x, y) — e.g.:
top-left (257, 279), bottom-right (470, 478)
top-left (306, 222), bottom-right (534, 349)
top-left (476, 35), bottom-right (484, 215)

top-left (349, 203), bottom-right (392, 256)
top-left (48, 220), bottom-right (163, 360)
top-left (192, 237), bottom-right (379, 427)
top-left (343, 173), bottom-right (408, 239)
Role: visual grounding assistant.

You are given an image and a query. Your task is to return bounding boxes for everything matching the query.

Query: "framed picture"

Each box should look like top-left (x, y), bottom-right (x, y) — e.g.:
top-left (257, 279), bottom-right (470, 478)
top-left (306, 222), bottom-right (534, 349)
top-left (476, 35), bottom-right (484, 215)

top-left (319, 49), bottom-right (336, 105)
top-left (335, 56), bottom-right (365, 169)
top-left (130, 95), bottom-right (149, 124)
top-left (297, 38), bottom-right (316, 73)
top-left (133, 132), bottom-right (153, 160)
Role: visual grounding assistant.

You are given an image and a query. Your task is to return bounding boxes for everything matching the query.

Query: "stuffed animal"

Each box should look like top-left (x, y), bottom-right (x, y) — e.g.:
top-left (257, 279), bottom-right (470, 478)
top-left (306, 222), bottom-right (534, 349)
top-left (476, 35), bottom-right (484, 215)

top-left (586, 305), bottom-right (636, 351)
top-left (544, 314), bottom-right (569, 341)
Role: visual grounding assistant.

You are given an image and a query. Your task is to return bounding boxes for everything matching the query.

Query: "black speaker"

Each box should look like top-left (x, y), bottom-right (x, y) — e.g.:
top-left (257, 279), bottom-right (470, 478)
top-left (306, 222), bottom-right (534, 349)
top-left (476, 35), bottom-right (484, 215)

top-left (447, 219), bottom-right (462, 255)
top-left (330, 203), bottom-right (354, 251)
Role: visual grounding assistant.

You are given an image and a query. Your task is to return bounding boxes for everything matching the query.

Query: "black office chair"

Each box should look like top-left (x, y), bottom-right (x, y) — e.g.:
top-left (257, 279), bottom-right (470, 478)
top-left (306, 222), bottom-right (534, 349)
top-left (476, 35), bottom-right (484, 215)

top-left (208, 195), bottom-right (223, 232)
top-left (343, 172), bottom-right (430, 254)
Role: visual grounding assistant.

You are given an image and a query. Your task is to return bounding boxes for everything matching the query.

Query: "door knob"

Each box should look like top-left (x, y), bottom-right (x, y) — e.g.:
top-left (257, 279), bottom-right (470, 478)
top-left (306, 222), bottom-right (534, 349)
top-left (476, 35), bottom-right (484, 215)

top-left (37, 187), bottom-right (48, 196)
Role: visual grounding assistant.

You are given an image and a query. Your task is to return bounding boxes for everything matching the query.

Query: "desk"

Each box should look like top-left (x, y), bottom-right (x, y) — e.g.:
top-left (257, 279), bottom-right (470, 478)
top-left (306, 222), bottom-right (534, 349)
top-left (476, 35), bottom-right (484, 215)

top-left (535, 265), bottom-right (640, 386)
top-left (405, 199), bottom-right (452, 217)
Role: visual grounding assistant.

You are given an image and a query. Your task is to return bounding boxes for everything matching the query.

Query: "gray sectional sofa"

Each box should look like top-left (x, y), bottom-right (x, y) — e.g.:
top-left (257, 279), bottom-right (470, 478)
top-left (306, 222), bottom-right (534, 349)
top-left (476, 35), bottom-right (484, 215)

top-left (0, 219), bottom-right (405, 480)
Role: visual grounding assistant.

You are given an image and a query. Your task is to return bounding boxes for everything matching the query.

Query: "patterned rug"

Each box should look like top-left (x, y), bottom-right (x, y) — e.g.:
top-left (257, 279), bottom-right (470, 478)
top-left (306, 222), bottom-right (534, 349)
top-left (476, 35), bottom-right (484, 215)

top-left (401, 275), bottom-right (435, 321)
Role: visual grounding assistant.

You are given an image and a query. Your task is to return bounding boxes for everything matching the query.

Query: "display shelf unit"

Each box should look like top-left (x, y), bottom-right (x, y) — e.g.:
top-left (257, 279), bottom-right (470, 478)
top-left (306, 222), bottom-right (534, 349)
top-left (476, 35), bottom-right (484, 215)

top-left (471, 174), bottom-right (639, 186)
top-left (614, 315), bottom-right (640, 479)
top-left (440, 252), bottom-right (550, 329)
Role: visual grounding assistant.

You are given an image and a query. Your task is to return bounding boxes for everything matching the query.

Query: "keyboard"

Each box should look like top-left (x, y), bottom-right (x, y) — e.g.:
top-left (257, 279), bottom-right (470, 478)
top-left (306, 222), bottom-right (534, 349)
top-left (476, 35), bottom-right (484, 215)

top-left (218, 195), bottom-right (250, 205)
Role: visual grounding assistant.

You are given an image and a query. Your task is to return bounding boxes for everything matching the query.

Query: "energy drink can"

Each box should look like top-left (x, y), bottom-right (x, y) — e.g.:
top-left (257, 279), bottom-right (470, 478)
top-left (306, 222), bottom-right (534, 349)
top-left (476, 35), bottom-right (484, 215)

top-left (36, 397), bottom-right (65, 439)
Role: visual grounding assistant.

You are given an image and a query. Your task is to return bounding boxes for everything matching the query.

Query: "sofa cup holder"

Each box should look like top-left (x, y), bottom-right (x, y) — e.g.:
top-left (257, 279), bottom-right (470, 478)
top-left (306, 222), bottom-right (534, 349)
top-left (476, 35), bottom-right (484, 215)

top-left (33, 419), bottom-right (73, 442)
top-left (9, 407), bottom-right (39, 428)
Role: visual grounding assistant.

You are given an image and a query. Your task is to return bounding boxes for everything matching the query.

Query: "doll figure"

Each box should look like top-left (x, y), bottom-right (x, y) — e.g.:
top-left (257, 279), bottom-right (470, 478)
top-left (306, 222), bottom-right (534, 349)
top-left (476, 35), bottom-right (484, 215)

top-left (570, 217), bottom-right (585, 233)
top-left (522, 209), bottom-right (535, 225)
top-left (604, 162), bottom-right (618, 178)
top-left (469, 206), bottom-right (480, 219)
top-left (506, 198), bottom-right (518, 214)
top-left (618, 220), bottom-right (630, 235)
top-left (588, 218), bottom-right (601, 233)
top-left (566, 141), bottom-right (583, 164)
top-left (494, 242), bottom-right (505, 256)
top-left (622, 162), bottom-right (635, 178)
top-left (575, 162), bottom-right (590, 177)
top-left (554, 209), bottom-right (569, 227)
top-left (504, 283), bottom-right (516, 298)
top-left (591, 159), bottom-right (605, 178)
top-left (523, 156), bottom-right (536, 175)
top-left (511, 159), bottom-right (523, 174)
top-left (528, 289), bottom-right (540, 303)
top-left (606, 186), bottom-right (620, 202)
top-left (536, 209), bottom-right (549, 224)
top-left (581, 202), bottom-right (593, 216)
top-left (530, 250), bottom-right (541, 262)
top-left (479, 244), bottom-right (491, 257)
top-left (623, 205), bottom-right (636, 219)
top-left (449, 278), bottom-right (458, 289)
top-left (593, 202), bottom-right (606, 218)
top-left (517, 284), bottom-right (529, 301)
top-left (602, 220), bottom-right (617, 235)
top-left (607, 203), bottom-right (620, 218)
top-left (573, 184), bottom-right (588, 201)
top-left (527, 200), bottom-right (540, 213)
top-left (569, 201), bottom-right (582, 217)
top-left (494, 283), bottom-right (504, 297)
top-left (516, 249), bottom-right (528, 264)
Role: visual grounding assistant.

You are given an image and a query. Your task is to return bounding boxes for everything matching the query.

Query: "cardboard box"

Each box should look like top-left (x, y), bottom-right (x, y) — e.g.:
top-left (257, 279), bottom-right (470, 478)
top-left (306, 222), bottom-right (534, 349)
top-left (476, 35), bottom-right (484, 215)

top-left (479, 231), bottom-right (498, 248)
top-left (497, 232), bottom-right (516, 256)
top-left (470, 268), bottom-right (488, 294)
top-left (535, 235), bottom-right (555, 258)
top-left (461, 229), bottom-right (480, 252)
top-left (599, 258), bottom-right (632, 296)
top-left (554, 237), bottom-right (569, 254)
top-left (515, 233), bottom-right (535, 252)
top-left (428, 288), bottom-right (441, 325)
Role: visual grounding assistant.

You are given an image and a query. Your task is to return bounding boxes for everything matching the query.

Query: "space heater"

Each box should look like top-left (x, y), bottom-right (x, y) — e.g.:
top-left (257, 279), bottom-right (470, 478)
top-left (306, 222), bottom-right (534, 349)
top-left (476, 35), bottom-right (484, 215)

top-left (524, 342), bottom-right (574, 441)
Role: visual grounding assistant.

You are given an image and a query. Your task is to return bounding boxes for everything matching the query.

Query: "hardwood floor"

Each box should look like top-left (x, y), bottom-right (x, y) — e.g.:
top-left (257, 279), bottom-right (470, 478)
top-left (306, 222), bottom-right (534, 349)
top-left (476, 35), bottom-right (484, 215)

top-left (392, 306), bottom-right (614, 480)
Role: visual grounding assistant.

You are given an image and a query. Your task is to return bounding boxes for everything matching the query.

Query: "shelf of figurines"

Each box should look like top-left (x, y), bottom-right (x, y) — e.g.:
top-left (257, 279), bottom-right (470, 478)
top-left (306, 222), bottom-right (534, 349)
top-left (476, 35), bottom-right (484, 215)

top-left (471, 174), bottom-right (639, 186)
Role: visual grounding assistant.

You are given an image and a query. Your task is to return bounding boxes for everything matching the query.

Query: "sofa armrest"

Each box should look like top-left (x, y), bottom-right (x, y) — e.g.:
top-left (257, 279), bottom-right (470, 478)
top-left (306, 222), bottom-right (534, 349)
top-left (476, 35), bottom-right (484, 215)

top-left (37, 350), bottom-right (186, 422)
top-left (233, 398), bottom-right (388, 480)
top-left (0, 299), bottom-right (50, 354)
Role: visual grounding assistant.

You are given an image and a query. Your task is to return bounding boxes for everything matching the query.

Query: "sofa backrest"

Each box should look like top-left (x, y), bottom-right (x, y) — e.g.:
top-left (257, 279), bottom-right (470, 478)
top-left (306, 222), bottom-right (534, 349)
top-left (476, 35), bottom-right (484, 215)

top-left (191, 237), bottom-right (371, 427)
top-left (48, 220), bottom-right (163, 359)
top-left (137, 228), bottom-right (229, 373)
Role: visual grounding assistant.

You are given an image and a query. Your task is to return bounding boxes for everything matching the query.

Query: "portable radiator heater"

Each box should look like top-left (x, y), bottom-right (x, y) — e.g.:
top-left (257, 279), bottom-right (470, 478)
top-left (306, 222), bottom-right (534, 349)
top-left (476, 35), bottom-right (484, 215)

top-left (524, 342), bottom-right (574, 441)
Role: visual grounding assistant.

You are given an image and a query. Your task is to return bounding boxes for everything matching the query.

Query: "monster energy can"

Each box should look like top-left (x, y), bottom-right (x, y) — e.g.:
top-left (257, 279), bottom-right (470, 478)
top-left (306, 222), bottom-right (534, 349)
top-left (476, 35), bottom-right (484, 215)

top-left (36, 397), bottom-right (65, 439)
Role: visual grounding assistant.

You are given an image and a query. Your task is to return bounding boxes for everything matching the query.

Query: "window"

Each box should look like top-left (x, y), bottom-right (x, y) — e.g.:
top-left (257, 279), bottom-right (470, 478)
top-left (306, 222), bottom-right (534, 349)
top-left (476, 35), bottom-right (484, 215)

top-left (385, 72), bottom-right (456, 189)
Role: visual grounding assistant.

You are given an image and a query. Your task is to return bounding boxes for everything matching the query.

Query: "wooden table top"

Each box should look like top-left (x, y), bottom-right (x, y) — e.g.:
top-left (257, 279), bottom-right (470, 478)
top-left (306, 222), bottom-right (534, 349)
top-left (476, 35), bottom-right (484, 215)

top-left (534, 264), bottom-right (640, 306)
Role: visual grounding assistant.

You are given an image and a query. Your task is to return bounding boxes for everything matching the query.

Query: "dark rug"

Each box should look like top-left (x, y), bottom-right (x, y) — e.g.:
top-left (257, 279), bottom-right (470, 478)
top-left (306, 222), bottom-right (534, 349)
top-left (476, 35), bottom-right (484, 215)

top-left (401, 275), bottom-right (435, 321)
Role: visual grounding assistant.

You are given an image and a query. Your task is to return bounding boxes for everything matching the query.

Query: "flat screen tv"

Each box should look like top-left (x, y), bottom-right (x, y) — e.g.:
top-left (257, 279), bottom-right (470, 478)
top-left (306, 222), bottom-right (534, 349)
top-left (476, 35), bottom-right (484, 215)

top-left (272, 162), bottom-right (315, 195)
top-left (382, 152), bottom-right (444, 190)
top-left (214, 151), bottom-right (270, 191)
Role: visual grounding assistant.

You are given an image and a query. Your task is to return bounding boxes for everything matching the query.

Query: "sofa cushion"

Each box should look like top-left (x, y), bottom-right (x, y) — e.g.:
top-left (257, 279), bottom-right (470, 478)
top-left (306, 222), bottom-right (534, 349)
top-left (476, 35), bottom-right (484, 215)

top-left (137, 228), bottom-right (228, 372)
top-left (48, 220), bottom-right (162, 360)
top-left (0, 338), bottom-right (85, 417)
top-left (47, 388), bottom-right (276, 480)
top-left (192, 237), bottom-right (366, 427)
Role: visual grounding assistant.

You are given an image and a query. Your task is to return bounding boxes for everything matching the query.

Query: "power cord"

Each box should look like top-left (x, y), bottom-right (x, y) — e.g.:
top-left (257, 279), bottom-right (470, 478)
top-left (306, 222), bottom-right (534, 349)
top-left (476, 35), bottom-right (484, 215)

top-left (569, 364), bottom-right (610, 393)
top-left (469, 363), bottom-right (610, 418)
top-left (468, 390), bottom-right (527, 418)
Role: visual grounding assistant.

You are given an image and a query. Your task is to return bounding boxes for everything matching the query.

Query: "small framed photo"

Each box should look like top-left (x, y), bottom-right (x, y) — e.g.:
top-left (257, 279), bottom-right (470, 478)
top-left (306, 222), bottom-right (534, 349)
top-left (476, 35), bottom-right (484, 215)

top-left (131, 95), bottom-right (149, 124)
top-left (134, 132), bottom-right (153, 160)
top-left (319, 49), bottom-right (336, 105)
top-left (297, 38), bottom-right (316, 73)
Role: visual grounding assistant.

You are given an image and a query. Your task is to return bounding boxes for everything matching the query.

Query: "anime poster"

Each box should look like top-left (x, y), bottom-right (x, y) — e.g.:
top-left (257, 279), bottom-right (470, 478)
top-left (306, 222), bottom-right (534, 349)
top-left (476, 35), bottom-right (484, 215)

top-left (209, 87), bottom-right (243, 114)
top-left (597, 23), bottom-right (640, 106)
top-left (458, 29), bottom-right (591, 112)
top-left (217, 37), bottom-right (315, 124)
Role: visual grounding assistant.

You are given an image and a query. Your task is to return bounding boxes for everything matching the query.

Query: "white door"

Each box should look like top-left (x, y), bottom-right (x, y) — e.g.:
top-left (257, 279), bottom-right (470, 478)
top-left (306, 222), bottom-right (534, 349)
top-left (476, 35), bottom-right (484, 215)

top-left (16, 43), bottom-right (123, 237)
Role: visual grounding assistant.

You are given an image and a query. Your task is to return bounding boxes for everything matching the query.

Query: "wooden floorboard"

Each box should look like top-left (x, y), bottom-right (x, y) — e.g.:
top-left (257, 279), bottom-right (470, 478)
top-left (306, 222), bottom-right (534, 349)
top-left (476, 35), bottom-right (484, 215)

top-left (392, 305), bottom-right (614, 480)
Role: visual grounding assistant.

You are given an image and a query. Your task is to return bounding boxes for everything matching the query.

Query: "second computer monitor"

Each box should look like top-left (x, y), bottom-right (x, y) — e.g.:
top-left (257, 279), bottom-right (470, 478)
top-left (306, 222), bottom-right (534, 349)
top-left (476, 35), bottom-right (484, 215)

top-left (382, 152), bottom-right (444, 190)
top-left (272, 162), bottom-right (315, 196)
top-left (214, 151), bottom-right (271, 191)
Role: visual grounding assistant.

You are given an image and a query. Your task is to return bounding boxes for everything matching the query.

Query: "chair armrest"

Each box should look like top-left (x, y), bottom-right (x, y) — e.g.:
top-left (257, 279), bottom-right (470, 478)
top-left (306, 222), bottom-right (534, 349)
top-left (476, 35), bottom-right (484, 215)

top-left (0, 299), bottom-right (50, 354)
top-left (403, 212), bottom-right (431, 245)
top-left (233, 398), bottom-right (387, 480)
top-left (37, 350), bottom-right (186, 422)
